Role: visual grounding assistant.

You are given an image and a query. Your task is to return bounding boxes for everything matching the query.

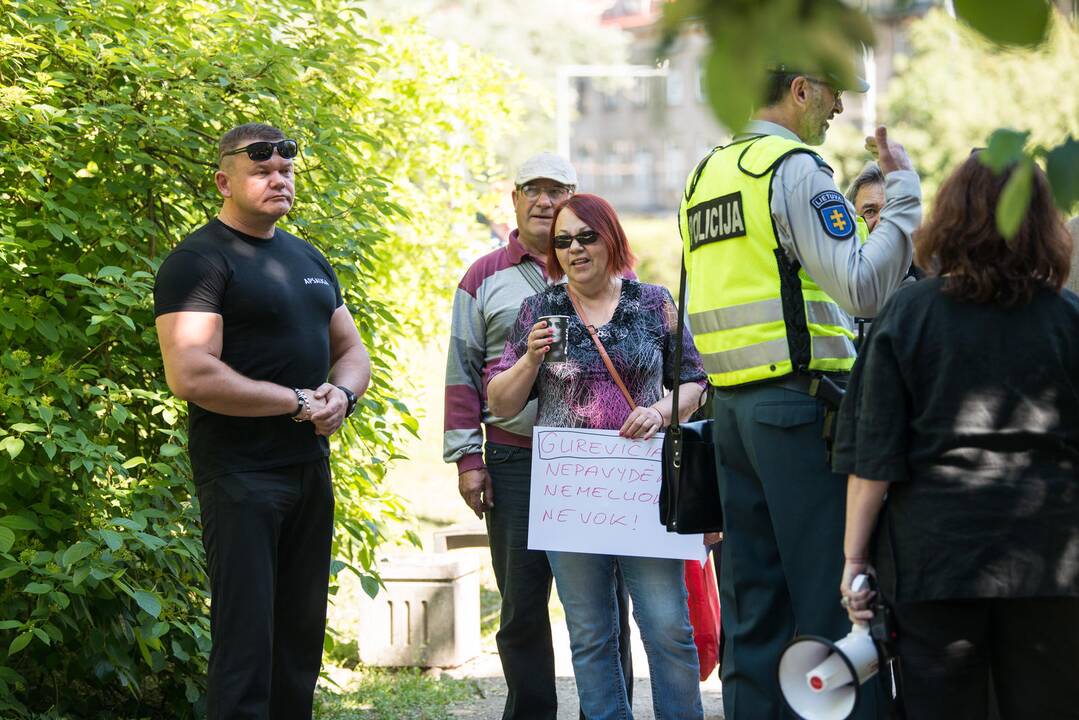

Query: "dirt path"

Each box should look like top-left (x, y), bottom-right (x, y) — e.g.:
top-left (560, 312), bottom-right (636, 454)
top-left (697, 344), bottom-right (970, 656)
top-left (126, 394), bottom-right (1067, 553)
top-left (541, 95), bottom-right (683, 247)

top-left (444, 612), bottom-right (725, 719)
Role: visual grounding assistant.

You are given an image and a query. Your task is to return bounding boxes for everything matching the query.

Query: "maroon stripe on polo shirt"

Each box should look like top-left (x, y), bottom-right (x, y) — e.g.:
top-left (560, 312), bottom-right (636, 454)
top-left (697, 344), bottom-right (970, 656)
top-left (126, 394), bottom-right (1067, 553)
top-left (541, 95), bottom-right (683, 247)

top-left (486, 425), bottom-right (531, 448)
top-left (445, 384), bottom-right (483, 431)
top-left (458, 246), bottom-right (516, 297)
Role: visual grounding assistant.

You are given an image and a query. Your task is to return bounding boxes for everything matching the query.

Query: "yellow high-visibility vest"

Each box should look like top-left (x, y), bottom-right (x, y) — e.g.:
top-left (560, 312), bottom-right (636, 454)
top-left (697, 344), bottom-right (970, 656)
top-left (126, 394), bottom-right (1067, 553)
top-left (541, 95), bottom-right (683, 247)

top-left (678, 134), bottom-right (864, 388)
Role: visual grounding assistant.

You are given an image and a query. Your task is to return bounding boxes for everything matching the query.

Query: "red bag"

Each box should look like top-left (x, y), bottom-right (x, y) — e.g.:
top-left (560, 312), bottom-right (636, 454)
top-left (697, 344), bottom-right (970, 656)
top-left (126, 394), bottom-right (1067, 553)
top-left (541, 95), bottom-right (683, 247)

top-left (685, 557), bottom-right (722, 681)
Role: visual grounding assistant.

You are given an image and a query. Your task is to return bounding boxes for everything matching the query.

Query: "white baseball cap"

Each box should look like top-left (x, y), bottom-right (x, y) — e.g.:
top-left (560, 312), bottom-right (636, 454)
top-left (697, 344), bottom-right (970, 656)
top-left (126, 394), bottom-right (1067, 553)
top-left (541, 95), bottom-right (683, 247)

top-left (514, 152), bottom-right (578, 187)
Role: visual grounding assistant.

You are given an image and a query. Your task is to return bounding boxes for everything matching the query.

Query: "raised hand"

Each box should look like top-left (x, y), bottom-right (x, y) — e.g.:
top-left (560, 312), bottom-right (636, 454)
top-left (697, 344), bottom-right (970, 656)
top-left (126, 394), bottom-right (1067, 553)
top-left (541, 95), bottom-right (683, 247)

top-left (865, 125), bottom-right (913, 175)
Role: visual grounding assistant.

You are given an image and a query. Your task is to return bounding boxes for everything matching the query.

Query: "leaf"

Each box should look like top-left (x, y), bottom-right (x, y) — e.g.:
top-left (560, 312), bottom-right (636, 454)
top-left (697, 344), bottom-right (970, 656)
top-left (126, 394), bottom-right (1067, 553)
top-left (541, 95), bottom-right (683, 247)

top-left (134, 532), bottom-right (167, 551)
top-left (121, 456), bottom-right (146, 469)
top-left (980, 129), bottom-right (1030, 173)
top-left (359, 574), bottom-right (380, 599)
top-left (7, 632), bottom-right (33, 656)
top-left (159, 444), bottom-right (184, 457)
top-left (954, 0), bottom-right (1051, 47)
top-left (0, 565), bottom-right (25, 580)
top-left (61, 541), bottom-right (95, 568)
top-left (0, 515), bottom-right (38, 531)
top-left (0, 620), bottom-right (21, 631)
top-left (58, 273), bottom-right (92, 287)
top-left (132, 590), bottom-right (162, 618)
top-left (0, 438), bottom-right (24, 460)
top-left (23, 582), bottom-right (53, 595)
top-left (9, 423), bottom-right (43, 433)
top-left (96, 266), bottom-right (124, 278)
top-left (111, 516), bottom-right (145, 532)
top-left (1045, 137), bottom-right (1079, 213)
top-left (996, 159), bottom-right (1035, 242)
top-left (0, 527), bottom-right (13, 554)
top-left (99, 529), bottom-right (123, 551)
top-left (72, 566), bottom-right (91, 587)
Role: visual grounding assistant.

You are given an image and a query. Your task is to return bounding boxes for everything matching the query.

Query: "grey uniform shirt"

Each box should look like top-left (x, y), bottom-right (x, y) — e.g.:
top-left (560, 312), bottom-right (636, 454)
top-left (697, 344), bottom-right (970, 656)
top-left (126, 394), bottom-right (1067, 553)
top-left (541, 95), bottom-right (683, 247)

top-left (742, 120), bottom-right (922, 319)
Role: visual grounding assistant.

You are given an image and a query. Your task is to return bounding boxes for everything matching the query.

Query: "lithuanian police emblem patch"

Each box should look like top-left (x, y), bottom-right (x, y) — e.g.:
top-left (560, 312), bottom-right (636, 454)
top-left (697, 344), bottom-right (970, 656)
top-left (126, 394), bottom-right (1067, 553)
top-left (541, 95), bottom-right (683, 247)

top-left (810, 190), bottom-right (856, 240)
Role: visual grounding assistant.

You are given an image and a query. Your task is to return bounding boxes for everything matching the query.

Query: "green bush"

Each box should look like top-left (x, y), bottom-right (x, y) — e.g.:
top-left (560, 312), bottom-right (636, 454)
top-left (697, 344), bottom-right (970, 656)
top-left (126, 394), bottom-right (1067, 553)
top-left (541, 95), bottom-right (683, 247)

top-left (0, 0), bottom-right (520, 715)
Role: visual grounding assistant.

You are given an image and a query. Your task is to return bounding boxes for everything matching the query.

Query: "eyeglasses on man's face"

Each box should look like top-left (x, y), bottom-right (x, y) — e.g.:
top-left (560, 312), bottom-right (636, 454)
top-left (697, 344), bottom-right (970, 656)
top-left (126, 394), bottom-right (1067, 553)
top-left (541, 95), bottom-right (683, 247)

top-left (807, 78), bottom-right (842, 104)
top-left (552, 229), bottom-right (600, 250)
top-left (223, 139), bottom-right (299, 162)
top-left (518, 183), bottom-right (573, 202)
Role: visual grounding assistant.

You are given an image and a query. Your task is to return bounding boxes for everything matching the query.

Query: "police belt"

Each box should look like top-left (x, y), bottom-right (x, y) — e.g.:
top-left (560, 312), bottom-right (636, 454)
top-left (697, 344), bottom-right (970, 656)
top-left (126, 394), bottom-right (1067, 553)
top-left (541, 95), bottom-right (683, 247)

top-left (773, 372), bottom-right (848, 410)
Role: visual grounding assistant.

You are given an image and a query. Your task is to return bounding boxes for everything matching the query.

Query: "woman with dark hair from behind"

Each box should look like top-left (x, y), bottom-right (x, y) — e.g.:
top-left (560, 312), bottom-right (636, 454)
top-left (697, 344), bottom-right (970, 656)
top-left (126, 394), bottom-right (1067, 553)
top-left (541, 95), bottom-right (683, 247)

top-left (834, 154), bottom-right (1079, 719)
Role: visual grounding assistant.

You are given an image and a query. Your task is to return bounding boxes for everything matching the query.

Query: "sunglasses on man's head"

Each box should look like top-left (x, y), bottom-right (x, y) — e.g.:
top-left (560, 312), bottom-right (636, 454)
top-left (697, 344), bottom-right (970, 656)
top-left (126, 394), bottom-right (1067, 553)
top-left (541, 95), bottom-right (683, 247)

top-left (223, 139), bottom-right (299, 162)
top-left (552, 230), bottom-right (600, 250)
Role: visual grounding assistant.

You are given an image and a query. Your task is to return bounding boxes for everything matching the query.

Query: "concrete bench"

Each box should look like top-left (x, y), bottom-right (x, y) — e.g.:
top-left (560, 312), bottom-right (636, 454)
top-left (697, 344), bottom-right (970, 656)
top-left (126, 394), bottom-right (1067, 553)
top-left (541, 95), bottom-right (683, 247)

top-left (356, 553), bottom-right (481, 668)
top-left (431, 521), bottom-right (490, 552)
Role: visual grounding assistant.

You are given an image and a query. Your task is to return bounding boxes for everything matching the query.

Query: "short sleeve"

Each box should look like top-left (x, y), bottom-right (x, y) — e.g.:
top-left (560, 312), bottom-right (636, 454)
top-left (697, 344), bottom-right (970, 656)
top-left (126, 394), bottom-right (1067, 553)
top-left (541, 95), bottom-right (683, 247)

top-left (833, 300), bottom-right (911, 483)
top-left (658, 286), bottom-right (708, 391)
top-left (153, 250), bottom-right (227, 316)
top-left (315, 252), bottom-right (344, 308)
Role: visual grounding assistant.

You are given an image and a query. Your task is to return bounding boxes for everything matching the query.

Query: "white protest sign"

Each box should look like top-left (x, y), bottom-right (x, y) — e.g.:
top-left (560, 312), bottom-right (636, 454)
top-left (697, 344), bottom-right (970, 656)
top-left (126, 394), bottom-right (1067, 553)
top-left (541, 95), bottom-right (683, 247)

top-left (527, 426), bottom-right (706, 562)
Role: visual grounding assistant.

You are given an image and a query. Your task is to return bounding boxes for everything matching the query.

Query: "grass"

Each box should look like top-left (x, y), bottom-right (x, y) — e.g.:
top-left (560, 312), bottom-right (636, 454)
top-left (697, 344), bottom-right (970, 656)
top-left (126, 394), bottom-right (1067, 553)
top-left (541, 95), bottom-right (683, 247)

top-left (314, 667), bottom-right (479, 720)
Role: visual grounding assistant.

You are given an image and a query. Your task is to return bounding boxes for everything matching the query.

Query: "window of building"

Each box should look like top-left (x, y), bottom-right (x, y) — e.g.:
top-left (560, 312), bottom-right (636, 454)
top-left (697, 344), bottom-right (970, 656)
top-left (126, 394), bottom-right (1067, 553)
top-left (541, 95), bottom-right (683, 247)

top-left (665, 143), bottom-right (686, 191)
top-left (694, 66), bottom-right (706, 103)
top-left (666, 71), bottom-right (684, 106)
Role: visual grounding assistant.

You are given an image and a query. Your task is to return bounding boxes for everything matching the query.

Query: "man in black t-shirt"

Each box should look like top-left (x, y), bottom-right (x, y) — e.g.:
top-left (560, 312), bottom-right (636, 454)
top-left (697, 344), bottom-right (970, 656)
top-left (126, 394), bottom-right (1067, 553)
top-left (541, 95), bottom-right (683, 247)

top-left (154, 122), bottom-right (370, 719)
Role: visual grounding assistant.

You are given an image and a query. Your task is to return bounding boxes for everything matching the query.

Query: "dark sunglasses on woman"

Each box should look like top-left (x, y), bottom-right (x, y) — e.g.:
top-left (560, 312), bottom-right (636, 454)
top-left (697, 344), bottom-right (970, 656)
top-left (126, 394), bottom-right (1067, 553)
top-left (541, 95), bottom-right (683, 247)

top-left (223, 139), bottom-right (299, 162)
top-left (552, 230), bottom-right (600, 250)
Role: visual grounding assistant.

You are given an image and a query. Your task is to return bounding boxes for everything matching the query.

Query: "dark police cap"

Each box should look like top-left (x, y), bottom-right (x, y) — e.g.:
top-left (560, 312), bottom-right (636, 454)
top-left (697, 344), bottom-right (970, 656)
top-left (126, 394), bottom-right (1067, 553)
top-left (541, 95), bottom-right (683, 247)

top-left (770, 64), bottom-right (870, 93)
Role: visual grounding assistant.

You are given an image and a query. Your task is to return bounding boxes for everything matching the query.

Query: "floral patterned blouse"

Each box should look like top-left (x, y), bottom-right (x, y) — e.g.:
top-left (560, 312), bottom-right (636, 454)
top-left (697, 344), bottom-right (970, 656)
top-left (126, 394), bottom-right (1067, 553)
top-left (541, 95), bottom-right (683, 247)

top-left (489, 280), bottom-right (708, 430)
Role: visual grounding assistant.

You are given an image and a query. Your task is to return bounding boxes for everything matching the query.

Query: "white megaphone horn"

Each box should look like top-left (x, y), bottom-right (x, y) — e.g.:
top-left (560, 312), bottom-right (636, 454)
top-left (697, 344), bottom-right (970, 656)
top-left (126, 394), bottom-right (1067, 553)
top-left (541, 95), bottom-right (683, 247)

top-left (777, 575), bottom-right (881, 720)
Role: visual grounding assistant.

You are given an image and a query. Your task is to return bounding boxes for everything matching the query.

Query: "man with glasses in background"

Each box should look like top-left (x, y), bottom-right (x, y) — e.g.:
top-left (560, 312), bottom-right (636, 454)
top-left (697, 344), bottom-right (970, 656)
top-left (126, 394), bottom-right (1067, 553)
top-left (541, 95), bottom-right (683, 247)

top-left (444, 153), bottom-right (633, 720)
top-left (679, 67), bottom-right (921, 719)
top-left (154, 123), bottom-right (370, 719)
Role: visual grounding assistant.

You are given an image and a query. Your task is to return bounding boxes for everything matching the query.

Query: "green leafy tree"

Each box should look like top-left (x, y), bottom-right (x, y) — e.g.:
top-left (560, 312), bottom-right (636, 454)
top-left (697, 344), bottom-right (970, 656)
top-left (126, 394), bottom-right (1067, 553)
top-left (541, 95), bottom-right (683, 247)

top-left (0, 0), bottom-right (521, 715)
top-left (886, 8), bottom-right (1079, 222)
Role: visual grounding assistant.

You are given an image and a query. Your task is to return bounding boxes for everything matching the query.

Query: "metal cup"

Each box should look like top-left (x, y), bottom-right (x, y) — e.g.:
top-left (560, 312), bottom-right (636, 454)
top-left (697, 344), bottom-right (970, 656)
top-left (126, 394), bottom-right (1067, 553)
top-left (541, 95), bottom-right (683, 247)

top-left (539, 315), bottom-right (571, 363)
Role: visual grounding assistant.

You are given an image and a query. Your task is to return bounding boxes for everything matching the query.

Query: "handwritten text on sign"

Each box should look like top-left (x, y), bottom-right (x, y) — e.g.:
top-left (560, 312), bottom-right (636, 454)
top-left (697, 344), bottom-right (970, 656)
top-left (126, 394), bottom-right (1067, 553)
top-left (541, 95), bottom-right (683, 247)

top-left (528, 427), bottom-right (706, 562)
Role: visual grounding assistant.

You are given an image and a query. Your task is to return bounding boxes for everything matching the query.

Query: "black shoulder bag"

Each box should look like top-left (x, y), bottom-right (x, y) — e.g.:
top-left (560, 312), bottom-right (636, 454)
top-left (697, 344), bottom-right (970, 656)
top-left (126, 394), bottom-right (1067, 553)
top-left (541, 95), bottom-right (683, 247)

top-left (659, 258), bottom-right (723, 534)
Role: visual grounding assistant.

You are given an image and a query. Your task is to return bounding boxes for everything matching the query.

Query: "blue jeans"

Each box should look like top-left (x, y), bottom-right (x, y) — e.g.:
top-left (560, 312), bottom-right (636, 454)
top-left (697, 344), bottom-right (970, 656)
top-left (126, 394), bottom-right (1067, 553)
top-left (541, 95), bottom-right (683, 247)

top-left (548, 551), bottom-right (703, 720)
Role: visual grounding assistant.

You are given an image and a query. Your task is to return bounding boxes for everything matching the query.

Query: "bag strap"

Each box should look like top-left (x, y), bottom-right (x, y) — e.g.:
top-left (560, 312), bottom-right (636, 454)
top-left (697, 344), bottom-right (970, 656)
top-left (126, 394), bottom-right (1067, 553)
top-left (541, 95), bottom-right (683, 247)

top-left (566, 286), bottom-right (637, 411)
top-left (659, 255), bottom-right (691, 529)
top-left (668, 255), bottom-right (688, 446)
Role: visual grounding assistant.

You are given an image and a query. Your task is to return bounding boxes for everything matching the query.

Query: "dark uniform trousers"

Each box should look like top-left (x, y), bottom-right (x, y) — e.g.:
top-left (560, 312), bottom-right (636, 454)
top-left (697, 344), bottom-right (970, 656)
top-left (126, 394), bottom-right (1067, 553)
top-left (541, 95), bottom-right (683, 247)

top-left (712, 385), bottom-right (883, 720)
top-left (484, 442), bottom-right (633, 720)
top-left (197, 459), bottom-right (335, 720)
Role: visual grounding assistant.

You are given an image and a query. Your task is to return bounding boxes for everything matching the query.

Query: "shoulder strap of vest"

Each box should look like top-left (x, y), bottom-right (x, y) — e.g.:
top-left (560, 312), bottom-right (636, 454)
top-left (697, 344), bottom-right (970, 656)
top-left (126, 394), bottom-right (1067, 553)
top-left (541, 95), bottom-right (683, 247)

top-left (683, 144), bottom-right (722, 203)
top-left (737, 138), bottom-right (830, 179)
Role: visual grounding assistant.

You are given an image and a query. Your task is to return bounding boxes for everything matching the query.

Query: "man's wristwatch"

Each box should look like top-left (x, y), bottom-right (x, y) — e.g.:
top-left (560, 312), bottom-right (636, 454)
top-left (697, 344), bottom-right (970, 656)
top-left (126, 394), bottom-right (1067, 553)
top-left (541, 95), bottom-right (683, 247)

top-left (290, 388), bottom-right (311, 422)
top-left (337, 385), bottom-right (357, 417)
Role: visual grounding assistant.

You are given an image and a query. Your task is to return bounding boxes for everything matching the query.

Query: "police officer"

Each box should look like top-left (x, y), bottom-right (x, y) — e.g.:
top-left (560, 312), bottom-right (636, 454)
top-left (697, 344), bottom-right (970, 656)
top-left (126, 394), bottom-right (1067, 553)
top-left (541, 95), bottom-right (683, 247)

top-left (678, 68), bottom-right (921, 719)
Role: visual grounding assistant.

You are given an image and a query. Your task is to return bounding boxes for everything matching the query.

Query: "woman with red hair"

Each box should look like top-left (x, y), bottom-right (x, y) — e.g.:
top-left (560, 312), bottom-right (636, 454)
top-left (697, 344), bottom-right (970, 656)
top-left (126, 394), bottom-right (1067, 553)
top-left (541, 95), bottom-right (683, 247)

top-left (488, 193), bottom-right (707, 719)
top-left (837, 154), bottom-right (1079, 718)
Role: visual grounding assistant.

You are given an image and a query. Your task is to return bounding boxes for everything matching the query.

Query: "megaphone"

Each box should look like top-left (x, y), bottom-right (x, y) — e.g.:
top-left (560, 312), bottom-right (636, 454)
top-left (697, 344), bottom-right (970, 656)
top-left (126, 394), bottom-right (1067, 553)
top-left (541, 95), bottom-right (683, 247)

top-left (777, 575), bottom-right (893, 720)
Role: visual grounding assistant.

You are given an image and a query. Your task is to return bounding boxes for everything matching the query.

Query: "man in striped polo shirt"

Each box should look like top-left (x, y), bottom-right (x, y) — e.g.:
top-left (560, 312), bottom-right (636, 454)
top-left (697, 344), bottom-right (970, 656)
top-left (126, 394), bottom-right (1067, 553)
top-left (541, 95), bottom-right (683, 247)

top-left (444, 154), bottom-right (632, 720)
